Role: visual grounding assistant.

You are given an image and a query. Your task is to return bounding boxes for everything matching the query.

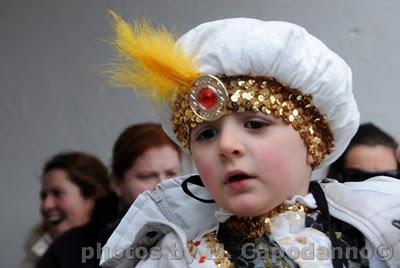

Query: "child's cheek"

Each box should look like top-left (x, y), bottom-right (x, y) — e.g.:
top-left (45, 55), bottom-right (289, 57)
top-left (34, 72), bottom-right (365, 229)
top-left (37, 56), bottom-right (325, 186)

top-left (194, 157), bottom-right (214, 185)
top-left (257, 145), bottom-right (286, 178)
top-left (257, 145), bottom-right (281, 166)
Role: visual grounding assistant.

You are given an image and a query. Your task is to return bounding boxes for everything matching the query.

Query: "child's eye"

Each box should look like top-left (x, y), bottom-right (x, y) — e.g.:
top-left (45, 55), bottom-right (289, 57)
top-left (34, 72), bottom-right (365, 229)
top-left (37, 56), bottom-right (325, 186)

top-left (196, 128), bottom-right (218, 141)
top-left (244, 120), bottom-right (268, 129)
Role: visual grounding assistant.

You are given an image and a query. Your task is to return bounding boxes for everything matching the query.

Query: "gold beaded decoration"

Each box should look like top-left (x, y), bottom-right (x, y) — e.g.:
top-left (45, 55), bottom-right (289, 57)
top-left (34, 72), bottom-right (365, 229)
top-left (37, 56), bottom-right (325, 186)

top-left (171, 76), bottom-right (334, 167)
top-left (187, 203), bottom-right (310, 267)
top-left (187, 235), bottom-right (233, 267)
top-left (222, 203), bottom-right (310, 240)
top-left (203, 232), bottom-right (234, 267)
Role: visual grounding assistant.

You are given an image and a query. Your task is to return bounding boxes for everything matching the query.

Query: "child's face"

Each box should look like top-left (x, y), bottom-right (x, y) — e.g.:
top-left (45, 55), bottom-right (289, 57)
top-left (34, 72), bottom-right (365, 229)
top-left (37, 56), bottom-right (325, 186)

top-left (190, 111), bottom-right (313, 217)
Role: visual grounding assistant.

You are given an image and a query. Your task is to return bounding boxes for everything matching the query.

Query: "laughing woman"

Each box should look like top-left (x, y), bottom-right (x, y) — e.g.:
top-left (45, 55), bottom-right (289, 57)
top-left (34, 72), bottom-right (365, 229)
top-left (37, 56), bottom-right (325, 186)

top-left (21, 151), bottom-right (113, 268)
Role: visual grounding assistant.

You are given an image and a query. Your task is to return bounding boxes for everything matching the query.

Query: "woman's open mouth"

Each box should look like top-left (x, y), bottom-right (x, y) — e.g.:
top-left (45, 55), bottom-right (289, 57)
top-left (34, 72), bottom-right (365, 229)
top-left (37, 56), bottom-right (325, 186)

top-left (46, 214), bottom-right (64, 226)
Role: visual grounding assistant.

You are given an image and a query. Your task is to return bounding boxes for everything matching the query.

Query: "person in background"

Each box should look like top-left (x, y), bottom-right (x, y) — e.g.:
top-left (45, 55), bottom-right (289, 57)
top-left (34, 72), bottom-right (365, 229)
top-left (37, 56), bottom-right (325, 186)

top-left (327, 122), bottom-right (399, 182)
top-left (111, 122), bottom-right (182, 211)
top-left (21, 152), bottom-right (111, 268)
top-left (97, 123), bottom-right (182, 257)
top-left (35, 123), bottom-right (181, 267)
top-left (34, 152), bottom-right (117, 268)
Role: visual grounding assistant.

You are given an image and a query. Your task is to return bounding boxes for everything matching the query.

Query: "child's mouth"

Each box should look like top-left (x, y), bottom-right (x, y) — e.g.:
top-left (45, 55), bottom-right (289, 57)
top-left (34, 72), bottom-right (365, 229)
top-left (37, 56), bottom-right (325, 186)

top-left (225, 171), bottom-right (254, 189)
top-left (228, 174), bottom-right (252, 181)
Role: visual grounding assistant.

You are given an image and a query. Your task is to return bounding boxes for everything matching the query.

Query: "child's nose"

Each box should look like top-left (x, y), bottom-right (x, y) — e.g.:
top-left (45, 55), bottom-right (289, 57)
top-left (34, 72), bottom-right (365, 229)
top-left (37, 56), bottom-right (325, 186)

top-left (218, 127), bottom-right (245, 159)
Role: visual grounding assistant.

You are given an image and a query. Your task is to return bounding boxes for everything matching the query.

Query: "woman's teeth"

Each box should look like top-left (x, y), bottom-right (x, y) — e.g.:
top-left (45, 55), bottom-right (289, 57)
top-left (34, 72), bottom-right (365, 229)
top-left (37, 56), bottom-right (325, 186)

top-left (47, 214), bottom-right (63, 225)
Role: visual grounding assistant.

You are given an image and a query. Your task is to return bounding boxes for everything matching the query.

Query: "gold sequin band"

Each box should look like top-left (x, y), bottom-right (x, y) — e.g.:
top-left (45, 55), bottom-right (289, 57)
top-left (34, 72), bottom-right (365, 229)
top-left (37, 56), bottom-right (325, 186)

top-left (171, 76), bottom-right (334, 167)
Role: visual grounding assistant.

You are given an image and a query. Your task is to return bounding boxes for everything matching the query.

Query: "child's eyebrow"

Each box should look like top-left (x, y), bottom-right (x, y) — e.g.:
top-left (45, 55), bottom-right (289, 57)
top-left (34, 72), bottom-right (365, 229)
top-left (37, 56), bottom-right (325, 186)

top-left (239, 112), bottom-right (277, 121)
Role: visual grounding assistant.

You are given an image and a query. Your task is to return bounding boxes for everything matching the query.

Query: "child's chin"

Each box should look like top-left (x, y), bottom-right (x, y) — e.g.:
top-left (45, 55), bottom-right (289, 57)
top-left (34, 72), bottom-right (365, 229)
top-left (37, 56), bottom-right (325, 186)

top-left (226, 203), bottom-right (266, 217)
top-left (226, 198), bottom-right (282, 217)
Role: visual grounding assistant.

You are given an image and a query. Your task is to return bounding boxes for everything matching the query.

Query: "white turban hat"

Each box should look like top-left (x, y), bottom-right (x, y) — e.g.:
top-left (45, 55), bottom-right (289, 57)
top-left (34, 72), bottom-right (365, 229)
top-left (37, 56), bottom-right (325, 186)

top-left (108, 14), bottom-right (359, 170)
top-left (157, 18), bottom-right (359, 170)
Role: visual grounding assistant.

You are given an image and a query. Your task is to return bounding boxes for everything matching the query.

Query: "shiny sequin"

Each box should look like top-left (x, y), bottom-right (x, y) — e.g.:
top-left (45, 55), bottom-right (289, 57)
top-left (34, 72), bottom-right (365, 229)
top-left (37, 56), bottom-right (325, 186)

top-left (188, 203), bottom-right (311, 267)
top-left (171, 76), bottom-right (334, 167)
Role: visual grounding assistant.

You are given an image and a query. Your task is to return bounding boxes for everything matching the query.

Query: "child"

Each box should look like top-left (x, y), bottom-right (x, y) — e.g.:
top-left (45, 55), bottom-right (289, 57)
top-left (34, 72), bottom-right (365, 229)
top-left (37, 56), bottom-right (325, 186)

top-left (100, 13), bottom-right (400, 268)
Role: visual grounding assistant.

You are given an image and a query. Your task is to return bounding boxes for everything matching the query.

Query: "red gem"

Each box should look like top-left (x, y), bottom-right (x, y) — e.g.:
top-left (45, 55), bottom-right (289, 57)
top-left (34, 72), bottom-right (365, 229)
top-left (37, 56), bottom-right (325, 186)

top-left (193, 240), bottom-right (201, 246)
top-left (197, 87), bottom-right (217, 109)
top-left (199, 256), bottom-right (206, 263)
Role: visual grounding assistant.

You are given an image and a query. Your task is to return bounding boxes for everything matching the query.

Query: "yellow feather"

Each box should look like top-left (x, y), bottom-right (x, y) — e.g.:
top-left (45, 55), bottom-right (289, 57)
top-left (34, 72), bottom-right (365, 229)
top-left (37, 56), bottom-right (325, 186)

top-left (107, 10), bottom-right (200, 102)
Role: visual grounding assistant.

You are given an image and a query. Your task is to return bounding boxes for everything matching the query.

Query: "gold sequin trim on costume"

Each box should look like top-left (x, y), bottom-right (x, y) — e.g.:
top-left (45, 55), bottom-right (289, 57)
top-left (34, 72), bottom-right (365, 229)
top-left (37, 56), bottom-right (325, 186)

top-left (223, 203), bottom-right (310, 240)
top-left (187, 203), bottom-right (310, 267)
top-left (171, 76), bottom-right (333, 167)
top-left (188, 233), bottom-right (234, 267)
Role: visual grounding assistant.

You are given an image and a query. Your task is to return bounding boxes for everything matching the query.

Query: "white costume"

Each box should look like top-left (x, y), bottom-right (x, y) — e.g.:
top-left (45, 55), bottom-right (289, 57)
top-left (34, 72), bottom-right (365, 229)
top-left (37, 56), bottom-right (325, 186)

top-left (100, 175), bottom-right (400, 267)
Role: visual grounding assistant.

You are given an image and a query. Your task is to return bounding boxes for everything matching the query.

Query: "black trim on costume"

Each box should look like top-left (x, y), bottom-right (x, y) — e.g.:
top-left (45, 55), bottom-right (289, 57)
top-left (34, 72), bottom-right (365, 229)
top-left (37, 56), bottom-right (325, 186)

top-left (309, 181), bottom-right (346, 268)
top-left (181, 175), bottom-right (215, 203)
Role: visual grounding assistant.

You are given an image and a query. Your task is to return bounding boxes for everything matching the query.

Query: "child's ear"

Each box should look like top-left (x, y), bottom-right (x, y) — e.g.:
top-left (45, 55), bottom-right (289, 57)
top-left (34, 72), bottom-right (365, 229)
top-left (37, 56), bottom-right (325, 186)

top-left (306, 153), bottom-right (315, 166)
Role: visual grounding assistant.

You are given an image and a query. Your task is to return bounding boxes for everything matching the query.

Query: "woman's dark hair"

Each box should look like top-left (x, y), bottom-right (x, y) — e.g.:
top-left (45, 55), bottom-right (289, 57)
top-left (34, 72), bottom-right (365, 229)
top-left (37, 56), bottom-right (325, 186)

top-left (112, 123), bottom-right (180, 181)
top-left (43, 151), bottom-right (110, 199)
top-left (327, 122), bottom-right (398, 180)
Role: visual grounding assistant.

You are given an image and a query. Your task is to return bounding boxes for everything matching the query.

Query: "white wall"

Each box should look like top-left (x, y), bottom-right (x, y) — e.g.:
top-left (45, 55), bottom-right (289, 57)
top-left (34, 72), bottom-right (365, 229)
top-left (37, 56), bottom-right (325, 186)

top-left (1, 0), bottom-right (399, 266)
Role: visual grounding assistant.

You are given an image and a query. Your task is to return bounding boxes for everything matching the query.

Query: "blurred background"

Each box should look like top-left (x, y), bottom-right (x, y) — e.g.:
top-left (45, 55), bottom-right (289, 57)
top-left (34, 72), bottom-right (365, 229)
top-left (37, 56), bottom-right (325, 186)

top-left (1, 0), bottom-right (399, 266)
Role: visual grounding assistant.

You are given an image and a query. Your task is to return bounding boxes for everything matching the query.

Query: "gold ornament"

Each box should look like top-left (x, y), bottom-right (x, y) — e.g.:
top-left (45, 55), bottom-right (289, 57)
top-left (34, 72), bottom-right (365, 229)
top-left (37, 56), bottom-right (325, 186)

top-left (187, 203), bottom-right (310, 267)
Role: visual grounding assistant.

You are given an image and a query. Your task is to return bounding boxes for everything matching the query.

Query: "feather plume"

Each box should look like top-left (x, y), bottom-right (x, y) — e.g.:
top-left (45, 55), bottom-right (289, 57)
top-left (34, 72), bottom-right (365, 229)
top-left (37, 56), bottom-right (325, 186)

top-left (107, 10), bottom-right (200, 102)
